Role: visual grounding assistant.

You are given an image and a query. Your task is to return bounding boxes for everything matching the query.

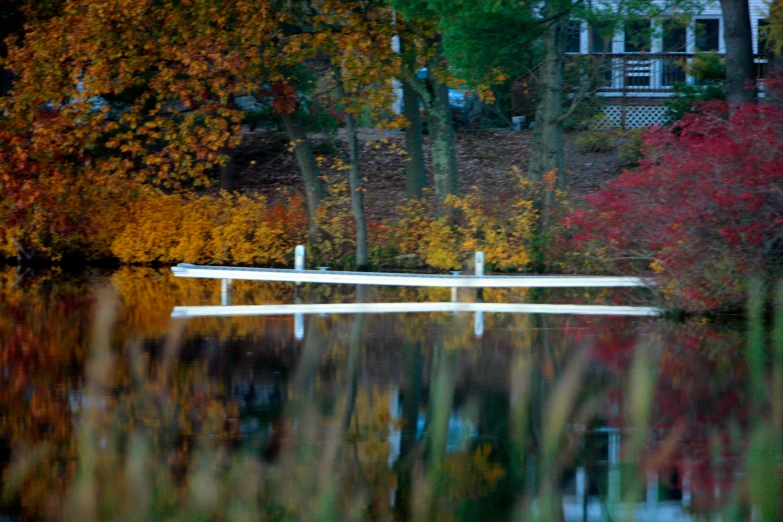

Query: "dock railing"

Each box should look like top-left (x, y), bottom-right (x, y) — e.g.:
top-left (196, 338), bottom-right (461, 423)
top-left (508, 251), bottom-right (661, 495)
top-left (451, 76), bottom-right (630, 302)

top-left (170, 247), bottom-right (659, 339)
top-left (171, 248), bottom-right (653, 291)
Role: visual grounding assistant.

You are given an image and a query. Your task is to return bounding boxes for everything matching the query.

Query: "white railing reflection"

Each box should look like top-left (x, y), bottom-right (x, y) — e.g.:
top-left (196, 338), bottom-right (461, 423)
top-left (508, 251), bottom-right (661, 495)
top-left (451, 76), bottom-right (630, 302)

top-left (171, 302), bottom-right (661, 341)
top-left (171, 302), bottom-right (661, 318)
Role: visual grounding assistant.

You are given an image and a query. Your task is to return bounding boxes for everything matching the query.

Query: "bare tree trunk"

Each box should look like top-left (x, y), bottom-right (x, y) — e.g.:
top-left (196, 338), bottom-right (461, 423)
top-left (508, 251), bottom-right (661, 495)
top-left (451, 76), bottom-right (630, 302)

top-left (402, 80), bottom-right (427, 199)
top-left (220, 148), bottom-right (236, 192)
top-left (398, 35), bottom-right (427, 199)
top-left (529, 14), bottom-right (566, 185)
top-left (427, 78), bottom-right (459, 214)
top-left (528, 7), bottom-right (568, 232)
top-left (280, 112), bottom-right (325, 241)
top-left (721, 0), bottom-right (757, 106)
top-left (344, 111), bottom-right (369, 270)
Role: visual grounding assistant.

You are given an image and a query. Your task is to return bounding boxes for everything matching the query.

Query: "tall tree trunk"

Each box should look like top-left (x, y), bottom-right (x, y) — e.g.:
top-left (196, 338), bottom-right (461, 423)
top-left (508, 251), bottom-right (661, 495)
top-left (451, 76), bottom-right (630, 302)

top-left (721, 0), bottom-right (757, 106)
top-left (344, 111), bottom-right (369, 270)
top-left (427, 77), bottom-right (459, 214)
top-left (407, 49), bottom-right (459, 215)
top-left (280, 112), bottom-right (325, 240)
top-left (402, 80), bottom-right (427, 198)
top-left (398, 35), bottom-right (427, 199)
top-left (220, 148), bottom-right (236, 192)
top-left (528, 8), bottom-right (568, 232)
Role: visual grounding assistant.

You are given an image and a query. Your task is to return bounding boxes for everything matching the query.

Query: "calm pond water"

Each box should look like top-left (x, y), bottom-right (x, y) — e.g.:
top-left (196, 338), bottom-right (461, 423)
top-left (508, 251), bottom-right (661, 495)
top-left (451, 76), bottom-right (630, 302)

top-left (0, 267), bottom-right (756, 521)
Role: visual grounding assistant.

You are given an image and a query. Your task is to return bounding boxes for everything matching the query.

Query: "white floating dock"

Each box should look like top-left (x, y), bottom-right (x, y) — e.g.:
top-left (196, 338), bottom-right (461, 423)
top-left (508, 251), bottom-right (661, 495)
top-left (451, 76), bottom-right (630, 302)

top-left (171, 264), bottom-right (652, 288)
top-left (171, 302), bottom-right (661, 318)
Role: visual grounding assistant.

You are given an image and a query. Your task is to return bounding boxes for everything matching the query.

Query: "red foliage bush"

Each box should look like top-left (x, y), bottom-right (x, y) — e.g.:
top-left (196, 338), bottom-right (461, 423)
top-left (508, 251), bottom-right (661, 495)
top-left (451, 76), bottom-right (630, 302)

top-left (569, 102), bottom-right (783, 311)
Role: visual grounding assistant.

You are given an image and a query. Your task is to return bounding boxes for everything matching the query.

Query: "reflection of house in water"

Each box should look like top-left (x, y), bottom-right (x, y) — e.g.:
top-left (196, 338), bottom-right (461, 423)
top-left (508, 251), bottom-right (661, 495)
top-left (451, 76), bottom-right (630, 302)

top-left (561, 426), bottom-right (692, 522)
top-left (230, 372), bottom-right (286, 434)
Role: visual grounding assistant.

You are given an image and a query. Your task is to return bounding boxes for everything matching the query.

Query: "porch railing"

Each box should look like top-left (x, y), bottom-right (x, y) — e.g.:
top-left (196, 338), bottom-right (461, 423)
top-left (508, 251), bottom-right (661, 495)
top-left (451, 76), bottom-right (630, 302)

top-left (564, 53), bottom-right (768, 97)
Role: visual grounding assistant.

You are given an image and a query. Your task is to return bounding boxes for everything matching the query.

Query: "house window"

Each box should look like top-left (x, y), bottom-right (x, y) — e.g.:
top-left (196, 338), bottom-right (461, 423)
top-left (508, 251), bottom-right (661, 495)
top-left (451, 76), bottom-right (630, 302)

top-left (695, 19), bottom-right (720, 52)
top-left (662, 19), bottom-right (687, 86)
top-left (624, 19), bottom-right (651, 53)
top-left (566, 20), bottom-right (582, 53)
top-left (591, 21), bottom-right (613, 54)
top-left (758, 19), bottom-right (769, 56)
top-left (662, 19), bottom-right (687, 53)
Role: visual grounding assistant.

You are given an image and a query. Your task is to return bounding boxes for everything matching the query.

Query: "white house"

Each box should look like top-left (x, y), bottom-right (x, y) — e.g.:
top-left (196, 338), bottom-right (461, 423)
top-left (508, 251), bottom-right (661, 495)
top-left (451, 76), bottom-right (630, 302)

top-left (564, 0), bottom-right (771, 127)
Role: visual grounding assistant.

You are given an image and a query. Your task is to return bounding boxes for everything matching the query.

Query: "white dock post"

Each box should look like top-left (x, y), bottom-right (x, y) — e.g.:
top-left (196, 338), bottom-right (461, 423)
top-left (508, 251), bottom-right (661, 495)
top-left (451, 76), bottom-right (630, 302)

top-left (474, 311), bottom-right (484, 337)
top-left (294, 285), bottom-right (304, 340)
top-left (450, 271), bottom-right (461, 303)
top-left (475, 251), bottom-right (485, 277)
top-left (474, 252), bottom-right (485, 335)
top-left (294, 245), bottom-right (305, 271)
top-left (294, 313), bottom-right (305, 340)
top-left (221, 279), bottom-right (232, 306)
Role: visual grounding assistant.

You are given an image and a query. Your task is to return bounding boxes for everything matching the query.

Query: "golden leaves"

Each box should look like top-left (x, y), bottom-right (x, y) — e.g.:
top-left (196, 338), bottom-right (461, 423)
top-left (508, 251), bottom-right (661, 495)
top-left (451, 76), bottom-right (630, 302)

top-left (107, 189), bottom-right (294, 266)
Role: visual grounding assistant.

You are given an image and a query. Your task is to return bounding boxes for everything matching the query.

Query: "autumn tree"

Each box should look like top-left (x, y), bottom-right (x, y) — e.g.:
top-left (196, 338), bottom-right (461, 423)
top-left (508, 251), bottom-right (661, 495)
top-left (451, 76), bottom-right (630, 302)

top-left (524, 0), bottom-right (707, 236)
top-left (275, 83), bottom-right (326, 239)
top-left (0, 0), bottom-right (336, 255)
top-left (570, 102), bottom-right (783, 311)
top-left (310, 1), bottom-right (402, 269)
top-left (0, 0), bottom-right (63, 95)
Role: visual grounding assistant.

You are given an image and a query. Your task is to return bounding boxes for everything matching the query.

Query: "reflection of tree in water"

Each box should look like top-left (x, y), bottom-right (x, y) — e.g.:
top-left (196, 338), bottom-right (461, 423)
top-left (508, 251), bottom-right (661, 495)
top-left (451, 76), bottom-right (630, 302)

top-left (0, 267), bottom-right (757, 520)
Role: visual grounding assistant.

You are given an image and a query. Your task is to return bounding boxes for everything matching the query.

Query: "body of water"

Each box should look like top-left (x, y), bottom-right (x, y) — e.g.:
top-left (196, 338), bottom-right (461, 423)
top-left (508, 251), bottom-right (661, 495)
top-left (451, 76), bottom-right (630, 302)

top-left (0, 267), bottom-right (764, 521)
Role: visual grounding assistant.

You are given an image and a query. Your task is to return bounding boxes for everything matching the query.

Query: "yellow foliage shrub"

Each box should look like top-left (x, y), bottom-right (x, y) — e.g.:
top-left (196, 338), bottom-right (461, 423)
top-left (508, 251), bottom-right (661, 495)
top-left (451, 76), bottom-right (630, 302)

top-left (390, 197), bottom-right (462, 270)
top-left (110, 190), bottom-right (291, 265)
top-left (313, 176), bottom-right (356, 267)
top-left (0, 166), bottom-right (550, 274)
top-left (388, 173), bottom-right (539, 272)
top-left (109, 191), bottom-right (184, 263)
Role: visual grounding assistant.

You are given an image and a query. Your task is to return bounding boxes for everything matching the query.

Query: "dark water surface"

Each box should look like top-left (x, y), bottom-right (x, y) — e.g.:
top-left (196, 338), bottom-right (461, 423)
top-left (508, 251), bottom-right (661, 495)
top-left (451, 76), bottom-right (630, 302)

top-left (0, 268), bottom-right (753, 521)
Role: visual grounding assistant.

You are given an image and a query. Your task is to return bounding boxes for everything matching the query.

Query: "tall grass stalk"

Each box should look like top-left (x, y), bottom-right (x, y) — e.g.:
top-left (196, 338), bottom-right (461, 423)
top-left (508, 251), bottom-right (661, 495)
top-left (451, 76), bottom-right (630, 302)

top-left (741, 279), bottom-right (782, 522)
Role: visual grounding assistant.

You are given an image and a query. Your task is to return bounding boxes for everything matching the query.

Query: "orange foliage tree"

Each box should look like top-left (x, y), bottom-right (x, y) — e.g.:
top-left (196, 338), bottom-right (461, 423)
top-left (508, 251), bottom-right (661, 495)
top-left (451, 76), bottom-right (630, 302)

top-left (0, 0), bottom-right (308, 259)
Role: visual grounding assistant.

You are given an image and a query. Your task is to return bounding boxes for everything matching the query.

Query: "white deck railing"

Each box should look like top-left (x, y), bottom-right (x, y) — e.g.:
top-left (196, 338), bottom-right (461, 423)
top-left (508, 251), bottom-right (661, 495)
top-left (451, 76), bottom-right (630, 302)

top-left (171, 249), bottom-right (652, 289)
